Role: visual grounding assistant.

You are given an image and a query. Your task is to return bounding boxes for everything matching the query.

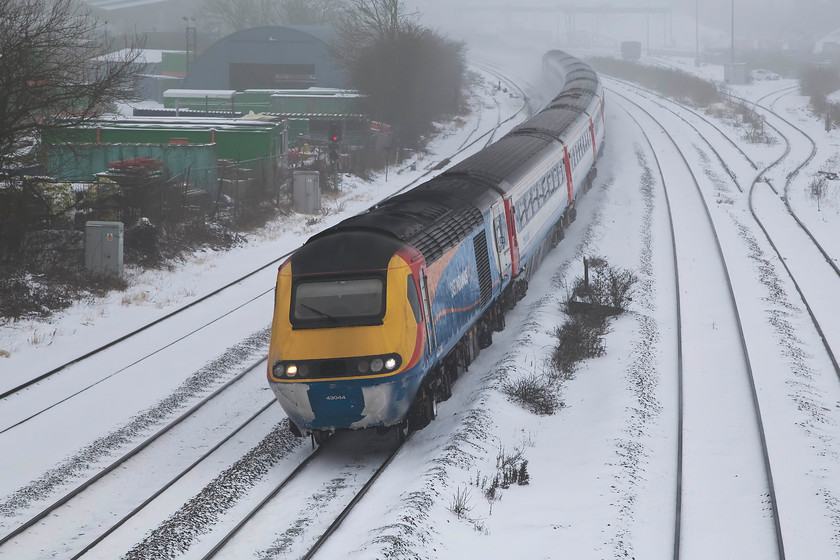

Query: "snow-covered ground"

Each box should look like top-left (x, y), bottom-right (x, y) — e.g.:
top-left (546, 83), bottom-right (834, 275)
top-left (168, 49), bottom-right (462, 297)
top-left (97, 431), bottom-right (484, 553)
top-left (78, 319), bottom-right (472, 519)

top-left (2, 50), bottom-right (840, 560)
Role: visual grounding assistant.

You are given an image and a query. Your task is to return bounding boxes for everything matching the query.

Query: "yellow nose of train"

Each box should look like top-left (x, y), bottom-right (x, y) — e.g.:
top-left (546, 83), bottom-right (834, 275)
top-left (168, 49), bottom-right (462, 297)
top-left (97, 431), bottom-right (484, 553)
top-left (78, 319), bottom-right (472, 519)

top-left (267, 229), bottom-right (427, 434)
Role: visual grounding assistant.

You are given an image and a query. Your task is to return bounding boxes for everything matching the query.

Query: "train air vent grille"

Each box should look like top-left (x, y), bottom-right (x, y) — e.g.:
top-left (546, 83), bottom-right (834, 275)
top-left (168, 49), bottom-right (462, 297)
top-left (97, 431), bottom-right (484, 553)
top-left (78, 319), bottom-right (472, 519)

top-left (473, 231), bottom-right (492, 306)
top-left (411, 206), bottom-right (484, 263)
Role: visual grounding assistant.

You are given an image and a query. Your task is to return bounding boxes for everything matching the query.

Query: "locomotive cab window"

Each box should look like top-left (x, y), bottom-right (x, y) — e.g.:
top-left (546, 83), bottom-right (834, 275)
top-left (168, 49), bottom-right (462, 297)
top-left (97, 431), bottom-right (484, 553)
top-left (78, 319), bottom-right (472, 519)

top-left (406, 275), bottom-right (422, 323)
top-left (291, 277), bottom-right (385, 328)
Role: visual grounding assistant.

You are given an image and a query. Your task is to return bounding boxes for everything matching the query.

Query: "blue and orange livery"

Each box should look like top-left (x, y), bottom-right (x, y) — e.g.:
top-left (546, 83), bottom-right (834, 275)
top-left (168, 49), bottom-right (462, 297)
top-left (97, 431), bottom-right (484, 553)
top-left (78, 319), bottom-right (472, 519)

top-left (267, 50), bottom-right (606, 443)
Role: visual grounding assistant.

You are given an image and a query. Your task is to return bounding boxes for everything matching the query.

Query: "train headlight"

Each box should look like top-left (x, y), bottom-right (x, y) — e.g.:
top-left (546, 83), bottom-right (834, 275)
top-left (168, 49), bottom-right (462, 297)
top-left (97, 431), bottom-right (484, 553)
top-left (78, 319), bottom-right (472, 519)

top-left (370, 358), bottom-right (384, 372)
top-left (286, 364), bottom-right (298, 377)
top-left (385, 357), bottom-right (397, 370)
top-left (298, 364), bottom-right (309, 377)
top-left (358, 360), bottom-right (370, 373)
top-left (272, 361), bottom-right (284, 377)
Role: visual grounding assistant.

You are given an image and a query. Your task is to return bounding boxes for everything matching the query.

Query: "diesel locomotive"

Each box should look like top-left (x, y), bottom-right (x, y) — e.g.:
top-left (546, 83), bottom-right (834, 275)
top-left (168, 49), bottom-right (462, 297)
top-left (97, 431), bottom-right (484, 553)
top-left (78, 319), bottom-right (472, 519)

top-left (267, 50), bottom-right (605, 444)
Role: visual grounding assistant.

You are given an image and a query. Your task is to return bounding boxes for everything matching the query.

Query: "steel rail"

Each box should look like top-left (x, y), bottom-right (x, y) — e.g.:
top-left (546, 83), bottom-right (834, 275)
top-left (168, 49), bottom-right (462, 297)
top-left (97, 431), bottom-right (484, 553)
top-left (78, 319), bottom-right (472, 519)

top-left (604, 76), bottom-right (758, 176)
top-left (0, 263), bottom-right (281, 402)
top-left (610, 88), bottom-right (786, 560)
top-left (198, 444), bottom-right (325, 559)
top-left (610, 99), bottom-right (684, 560)
top-left (0, 288), bottom-right (273, 435)
top-left (726, 90), bottom-right (840, 278)
top-left (300, 440), bottom-right (404, 560)
top-left (67, 400), bottom-right (279, 559)
top-left (611, 79), bottom-right (840, 383)
top-left (2, 63), bottom-right (529, 435)
top-left (197, 438), bottom-right (377, 560)
top-left (0, 358), bottom-right (267, 548)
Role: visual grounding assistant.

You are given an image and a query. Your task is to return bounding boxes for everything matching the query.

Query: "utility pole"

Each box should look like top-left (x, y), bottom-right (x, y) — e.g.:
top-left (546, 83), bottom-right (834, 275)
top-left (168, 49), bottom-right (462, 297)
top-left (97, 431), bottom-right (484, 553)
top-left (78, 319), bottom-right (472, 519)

top-left (731, 0), bottom-right (735, 63)
top-left (695, 0), bottom-right (700, 66)
top-left (646, 0), bottom-right (650, 55)
top-left (182, 16), bottom-right (196, 73)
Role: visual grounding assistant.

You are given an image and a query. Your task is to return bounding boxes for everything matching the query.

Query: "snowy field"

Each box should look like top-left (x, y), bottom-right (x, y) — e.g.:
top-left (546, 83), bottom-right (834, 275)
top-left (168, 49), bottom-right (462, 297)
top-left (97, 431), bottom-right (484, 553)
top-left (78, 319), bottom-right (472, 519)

top-left (2, 50), bottom-right (840, 560)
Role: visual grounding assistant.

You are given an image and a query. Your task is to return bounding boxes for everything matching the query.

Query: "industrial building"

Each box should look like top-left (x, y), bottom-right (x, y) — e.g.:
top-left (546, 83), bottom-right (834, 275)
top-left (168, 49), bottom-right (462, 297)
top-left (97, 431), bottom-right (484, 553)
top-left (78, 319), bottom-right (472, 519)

top-left (182, 26), bottom-right (346, 91)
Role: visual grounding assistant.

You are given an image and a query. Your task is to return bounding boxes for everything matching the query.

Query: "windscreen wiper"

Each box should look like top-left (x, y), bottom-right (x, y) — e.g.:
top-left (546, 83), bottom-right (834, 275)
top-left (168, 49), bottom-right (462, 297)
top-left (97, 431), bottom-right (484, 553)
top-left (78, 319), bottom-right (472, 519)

top-left (300, 303), bottom-right (338, 322)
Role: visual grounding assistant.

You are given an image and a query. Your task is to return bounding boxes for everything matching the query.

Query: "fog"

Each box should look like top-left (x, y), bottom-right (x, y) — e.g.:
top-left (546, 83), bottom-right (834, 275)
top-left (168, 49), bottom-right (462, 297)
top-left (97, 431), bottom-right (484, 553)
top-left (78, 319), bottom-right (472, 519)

top-left (94, 0), bottom-right (840, 52)
top-left (404, 0), bottom-right (840, 51)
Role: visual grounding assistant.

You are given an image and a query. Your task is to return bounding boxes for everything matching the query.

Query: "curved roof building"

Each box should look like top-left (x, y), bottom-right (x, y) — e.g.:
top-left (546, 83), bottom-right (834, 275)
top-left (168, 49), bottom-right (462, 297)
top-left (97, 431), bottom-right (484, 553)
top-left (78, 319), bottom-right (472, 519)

top-left (183, 26), bottom-right (346, 90)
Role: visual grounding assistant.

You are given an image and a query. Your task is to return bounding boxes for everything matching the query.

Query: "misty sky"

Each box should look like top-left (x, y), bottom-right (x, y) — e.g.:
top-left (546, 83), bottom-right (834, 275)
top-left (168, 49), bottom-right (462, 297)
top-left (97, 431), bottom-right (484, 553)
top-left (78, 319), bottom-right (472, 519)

top-left (405, 0), bottom-right (840, 44)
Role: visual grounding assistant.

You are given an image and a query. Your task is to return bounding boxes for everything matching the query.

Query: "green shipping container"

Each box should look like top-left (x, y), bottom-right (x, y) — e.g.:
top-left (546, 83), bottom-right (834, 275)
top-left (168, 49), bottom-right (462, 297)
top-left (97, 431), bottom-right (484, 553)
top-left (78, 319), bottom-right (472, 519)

top-left (45, 143), bottom-right (219, 190)
top-left (56, 118), bottom-right (287, 163)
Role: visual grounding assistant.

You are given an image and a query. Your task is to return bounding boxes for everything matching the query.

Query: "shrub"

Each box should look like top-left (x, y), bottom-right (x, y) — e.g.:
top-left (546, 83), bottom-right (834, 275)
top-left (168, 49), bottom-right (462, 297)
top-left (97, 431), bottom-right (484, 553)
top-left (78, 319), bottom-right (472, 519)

top-left (586, 57), bottom-right (721, 107)
top-left (550, 316), bottom-right (606, 375)
top-left (449, 486), bottom-right (474, 519)
top-left (502, 371), bottom-right (562, 415)
top-left (799, 62), bottom-right (840, 114)
top-left (470, 446), bottom-right (530, 515)
top-left (810, 175), bottom-right (829, 210)
top-left (568, 257), bottom-right (638, 312)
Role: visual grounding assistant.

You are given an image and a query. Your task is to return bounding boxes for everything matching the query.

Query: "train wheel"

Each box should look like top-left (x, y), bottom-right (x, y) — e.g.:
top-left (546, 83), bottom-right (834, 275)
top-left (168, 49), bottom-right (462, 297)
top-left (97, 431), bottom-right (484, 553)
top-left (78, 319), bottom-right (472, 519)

top-left (494, 312), bottom-right (505, 332)
top-left (395, 420), bottom-right (410, 444)
top-left (424, 396), bottom-right (437, 424)
top-left (313, 431), bottom-right (331, 446)
top-left (288, 421), bottom-right (303, 437)
top-left (439, 370), bottom-right (452, 401)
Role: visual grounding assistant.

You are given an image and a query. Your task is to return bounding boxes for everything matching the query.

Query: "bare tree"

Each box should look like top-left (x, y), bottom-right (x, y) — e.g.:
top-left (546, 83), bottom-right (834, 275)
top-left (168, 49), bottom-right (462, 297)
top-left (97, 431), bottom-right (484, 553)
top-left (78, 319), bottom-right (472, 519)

top-left (281, 0), bottom-right (343, 26)
top-left (335, 0), bottom-right (418, 59)
top-left (0, 0), bottom-right (144, 169)
top-left (202, 0), bottom-right (342, 33)
top-left (335, 0), bottom-right (465, 147)
top-left (201, 0), bottom-right (281, 33)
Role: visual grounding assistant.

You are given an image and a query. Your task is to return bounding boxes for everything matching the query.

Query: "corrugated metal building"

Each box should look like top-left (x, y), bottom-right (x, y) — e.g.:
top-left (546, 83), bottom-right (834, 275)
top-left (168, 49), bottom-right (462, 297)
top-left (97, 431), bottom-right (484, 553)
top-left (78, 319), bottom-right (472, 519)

top-left (183, 26), bottom-right (346, 91)
top-left (44, 117), bottom-right (288, 188)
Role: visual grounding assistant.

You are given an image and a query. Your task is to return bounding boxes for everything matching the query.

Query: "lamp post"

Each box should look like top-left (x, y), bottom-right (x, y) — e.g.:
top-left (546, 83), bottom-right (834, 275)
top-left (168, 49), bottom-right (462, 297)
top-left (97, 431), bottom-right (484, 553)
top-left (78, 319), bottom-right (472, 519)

top-left (731, 0), bottom-right (735, 63)
top-left (182, 16), bottom-right (196, 73)
top-left (695, 0), bottom-right (700, 66)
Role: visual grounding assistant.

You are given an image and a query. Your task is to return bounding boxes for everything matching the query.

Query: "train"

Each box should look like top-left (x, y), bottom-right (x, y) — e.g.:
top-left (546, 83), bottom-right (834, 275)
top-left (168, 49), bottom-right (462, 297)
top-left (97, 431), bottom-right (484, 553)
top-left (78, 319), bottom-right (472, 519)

top-left (266, 50), bottom-right (605, 444)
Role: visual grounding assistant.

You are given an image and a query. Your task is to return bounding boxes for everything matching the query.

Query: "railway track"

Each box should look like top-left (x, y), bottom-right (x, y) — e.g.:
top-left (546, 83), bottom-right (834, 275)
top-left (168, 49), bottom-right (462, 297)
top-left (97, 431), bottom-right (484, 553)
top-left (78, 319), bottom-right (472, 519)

top-left (613, 71), bottom-right (840, 557)
top-left (0, 359), bottom-right (290, 558)
top-left (609, 79), bottom-right (840, 380)
top-left (199, 435), bottom-right (403, 560)
top-left (613, 90), bottom-right (784, 560)
top-left (0, 65), bottom-right (531, 559)
top-left (0, 61), bottom-right (527, 461)
top-left (1, 63), bottom-right (528, 434)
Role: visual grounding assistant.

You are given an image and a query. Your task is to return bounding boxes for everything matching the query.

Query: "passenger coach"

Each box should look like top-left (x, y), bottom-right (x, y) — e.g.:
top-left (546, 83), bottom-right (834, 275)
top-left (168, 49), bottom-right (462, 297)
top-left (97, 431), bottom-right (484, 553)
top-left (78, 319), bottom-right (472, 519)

top-left (267, 50), bottom-right (605, 444)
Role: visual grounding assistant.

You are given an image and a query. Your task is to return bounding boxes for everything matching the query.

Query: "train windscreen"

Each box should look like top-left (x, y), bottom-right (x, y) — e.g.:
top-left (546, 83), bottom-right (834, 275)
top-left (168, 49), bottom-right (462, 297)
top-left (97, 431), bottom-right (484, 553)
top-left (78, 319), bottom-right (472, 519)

top-left (292, 277), bottom-right (385, 327)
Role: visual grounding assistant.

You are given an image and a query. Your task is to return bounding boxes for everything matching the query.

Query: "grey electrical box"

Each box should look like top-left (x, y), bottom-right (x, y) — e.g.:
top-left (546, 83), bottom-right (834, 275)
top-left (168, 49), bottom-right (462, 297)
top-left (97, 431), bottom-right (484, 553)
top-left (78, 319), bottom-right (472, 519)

top-left (85, 221), bottom-right (124, 276)
top-left (293, 170), bottom-right (321, 214)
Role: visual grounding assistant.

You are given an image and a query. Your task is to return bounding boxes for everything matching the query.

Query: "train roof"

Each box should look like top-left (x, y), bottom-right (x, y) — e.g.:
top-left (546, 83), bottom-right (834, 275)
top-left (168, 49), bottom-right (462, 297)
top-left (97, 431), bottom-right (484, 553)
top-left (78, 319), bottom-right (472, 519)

top-left (546, 89), bottom-right (598, 113)
top-left (292, 228), bottom-right (407, 274)
top-left (296, 49), bottom-right (602, 270)
top-left (508, 107), bottom-right (587, 142)
top-left (305, 175), bottom-right (498, 265)
top-left (447, 134), bottom-right (554, 184)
